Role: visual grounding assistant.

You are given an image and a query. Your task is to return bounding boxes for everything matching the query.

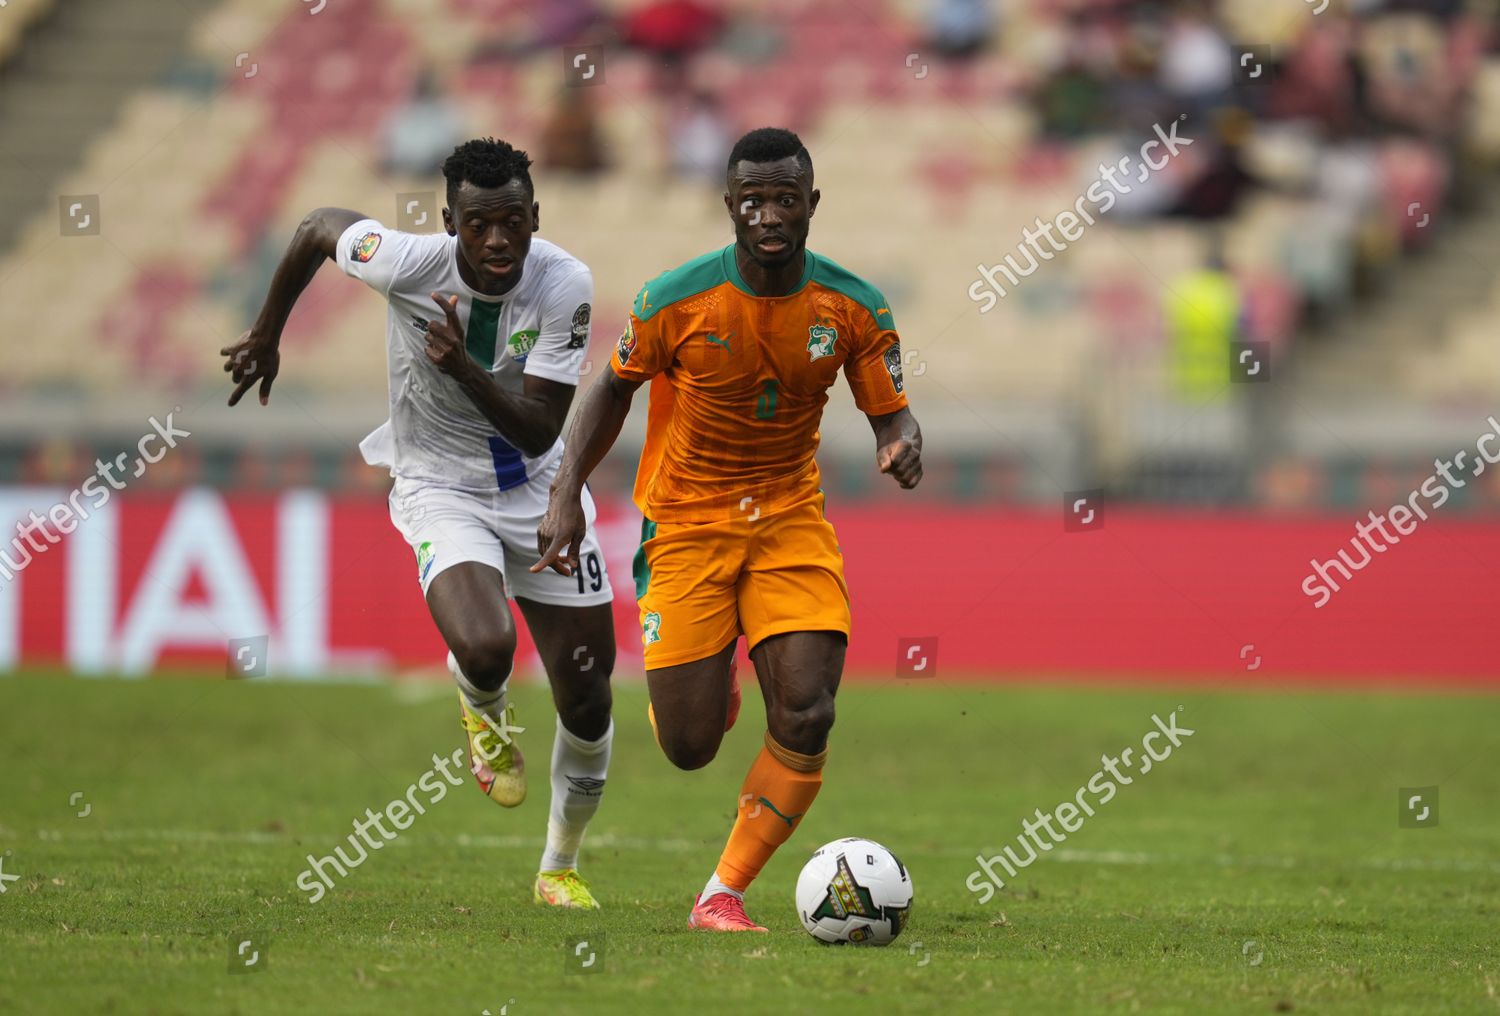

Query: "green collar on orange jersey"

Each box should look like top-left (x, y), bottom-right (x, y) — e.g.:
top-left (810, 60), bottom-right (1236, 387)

top-left (630, 244), bottom-right (891, 328)
top-left (722, 244), bottom-right (817, 299)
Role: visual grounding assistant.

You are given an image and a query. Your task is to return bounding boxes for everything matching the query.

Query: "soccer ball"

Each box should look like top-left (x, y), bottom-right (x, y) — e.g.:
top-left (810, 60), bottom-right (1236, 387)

top-left (795, 837), bottom-right (912, 945)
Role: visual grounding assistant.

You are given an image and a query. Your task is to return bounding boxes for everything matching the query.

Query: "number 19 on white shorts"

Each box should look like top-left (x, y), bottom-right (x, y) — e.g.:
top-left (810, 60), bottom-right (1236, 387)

top-left (389, 472), bottom-right (613, 607)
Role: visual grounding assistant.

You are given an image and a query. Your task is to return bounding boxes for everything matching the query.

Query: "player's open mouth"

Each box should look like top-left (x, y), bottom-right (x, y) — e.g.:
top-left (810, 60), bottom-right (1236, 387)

top-left (756, 236), bottom-right (790, 253)
top-left (482, 258), bottom-right (515, 275)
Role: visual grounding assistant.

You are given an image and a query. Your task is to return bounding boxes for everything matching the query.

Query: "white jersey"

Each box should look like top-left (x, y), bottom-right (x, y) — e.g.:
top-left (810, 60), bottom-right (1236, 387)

top-left (335, 219), bottom-right (593, 492)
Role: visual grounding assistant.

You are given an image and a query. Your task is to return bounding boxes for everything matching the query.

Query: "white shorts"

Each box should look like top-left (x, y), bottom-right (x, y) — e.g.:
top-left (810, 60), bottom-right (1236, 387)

top-left (388, 466), bottom-right (613, 608)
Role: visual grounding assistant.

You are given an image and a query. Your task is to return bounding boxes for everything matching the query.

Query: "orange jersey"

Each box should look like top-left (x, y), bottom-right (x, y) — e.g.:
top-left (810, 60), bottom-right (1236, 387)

top-left (611, 244), bottom-right (909, 523)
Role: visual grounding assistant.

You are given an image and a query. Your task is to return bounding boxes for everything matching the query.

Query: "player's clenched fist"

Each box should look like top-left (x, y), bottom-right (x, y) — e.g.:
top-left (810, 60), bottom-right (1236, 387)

top-left (533, 489), bottom-right (587, 576)
top-left (877, 438), bottom-right (922, 489)
top-left (424, 292), bottom-right (472, 379)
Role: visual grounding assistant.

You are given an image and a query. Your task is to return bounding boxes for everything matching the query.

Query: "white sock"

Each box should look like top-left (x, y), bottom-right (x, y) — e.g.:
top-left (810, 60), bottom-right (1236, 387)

top-left (539, 715), bottom-right (613, 873)
top-left (448, 651), bottom-right (508, 721)
top-left (701, 872), bottom-right (743, 902)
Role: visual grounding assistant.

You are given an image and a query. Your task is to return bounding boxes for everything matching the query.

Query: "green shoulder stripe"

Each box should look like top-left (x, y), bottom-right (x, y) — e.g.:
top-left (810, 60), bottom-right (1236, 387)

top-left (809, 252), bottom-right (896, 330)
top-left (632, 247), bottom-right (732, 322)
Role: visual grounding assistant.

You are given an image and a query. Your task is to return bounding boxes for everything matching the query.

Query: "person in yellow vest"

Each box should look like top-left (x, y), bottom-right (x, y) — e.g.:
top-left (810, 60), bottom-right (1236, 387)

top-left (1169, 244), bottom-right (1244, 400)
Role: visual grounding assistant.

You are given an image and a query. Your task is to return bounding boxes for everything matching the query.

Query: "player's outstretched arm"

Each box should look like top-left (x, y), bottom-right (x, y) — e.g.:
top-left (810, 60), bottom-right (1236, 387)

top-left (870, 406), bottom-right (924, 489)
top-left (532, 368), bottom-right (643, 575)
top-left (221, 207), bottom-right (366, 406)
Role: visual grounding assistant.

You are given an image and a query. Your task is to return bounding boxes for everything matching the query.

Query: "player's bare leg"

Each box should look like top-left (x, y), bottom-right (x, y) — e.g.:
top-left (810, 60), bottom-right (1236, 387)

top-left (644, 640), bottom-right (738, 770)
top-left (751, 630), bottom-right (843, 756)
top-left (516, 598), bottom-right (614, 740)
top-left (687, 631), bottom-right (844, 931)
top-left (515, 597), bottom-right (616, 908)
top-left (426, 563), bottom-right (526, 805)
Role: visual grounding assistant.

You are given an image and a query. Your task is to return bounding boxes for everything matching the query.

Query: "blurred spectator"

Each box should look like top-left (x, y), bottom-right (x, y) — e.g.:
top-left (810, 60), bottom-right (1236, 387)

top-left (535, 0), bottom-right (604, 51)
top-left (380, 70), bottom-right (465, 177)
top-left (1036, 10), bottom-right (1123, 139)
top-left (1379, 137), bottom-right (1448, 248)
top-left (622, 0), bottom-right (723, 94)
top-left (669, 90), bottom-right (732, 184)
top-left (1268, 13), bottom-right (1359, 132)
top-left (1297, 128), bottom-right (1382, 311)
top-left (1359, 10), bottom-right (1461, 135)
top-left (720, 6), bottom-right (784, 64)
top-left (136, 443), bottom-right (199, 490)
top-left (231, 447), bottom-right (276, 491)
top-left (541, 88), bottom-right (609, 174)
top-left (1037, 56), bottom-right (1112, 139)
top-left (1104, 128), bottom-right (1192, 221)
top-left (924, 0), bottom-right (995, 60)
top-left (1158, 3), bottom-right (1233, 122)
top-left (22, 439), bottom-right (86, 485)
top-left (622, 0), bottom-right (721, 55)
top-left (279, 449), bottom-right (318, 489)
top-left (1259, 459), bottom-right (1323, 508)
top-left (340, 450), bottom-right (393, 494)
top-left (1168, 109), bottom-right (1257, 219)
top-left (1114, 12), bottom-right (1167, 127)
top-left (469, 0), bottom-right (602, 61)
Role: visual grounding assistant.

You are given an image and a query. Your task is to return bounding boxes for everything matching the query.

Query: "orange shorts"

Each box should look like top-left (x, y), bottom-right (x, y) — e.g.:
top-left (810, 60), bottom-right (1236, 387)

top-left (631, 496), bottom-right (851, 669)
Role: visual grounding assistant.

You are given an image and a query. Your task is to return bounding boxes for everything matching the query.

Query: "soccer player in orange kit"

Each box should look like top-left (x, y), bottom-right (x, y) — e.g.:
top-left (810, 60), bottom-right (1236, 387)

top-left (534, 127), bottom-right (923, 931)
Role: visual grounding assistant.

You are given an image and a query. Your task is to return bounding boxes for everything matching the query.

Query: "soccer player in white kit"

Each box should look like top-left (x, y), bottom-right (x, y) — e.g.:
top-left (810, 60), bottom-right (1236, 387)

top-left (223, 138), bottom-right (617, 909)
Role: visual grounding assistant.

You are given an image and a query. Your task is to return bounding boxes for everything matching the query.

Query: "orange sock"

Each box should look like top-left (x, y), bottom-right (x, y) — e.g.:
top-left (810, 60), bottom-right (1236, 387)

top-left (714, 732), bottom-right (826, 892)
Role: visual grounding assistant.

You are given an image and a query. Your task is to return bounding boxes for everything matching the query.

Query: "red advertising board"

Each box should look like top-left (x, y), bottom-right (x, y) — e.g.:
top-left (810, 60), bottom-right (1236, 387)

top-left (0, 488), bottom-right (1494, 684)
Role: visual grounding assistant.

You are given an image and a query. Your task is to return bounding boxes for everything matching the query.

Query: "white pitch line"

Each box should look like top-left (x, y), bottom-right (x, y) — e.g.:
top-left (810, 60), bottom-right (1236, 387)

top-left (14, 827), bottom-right (1500, 875)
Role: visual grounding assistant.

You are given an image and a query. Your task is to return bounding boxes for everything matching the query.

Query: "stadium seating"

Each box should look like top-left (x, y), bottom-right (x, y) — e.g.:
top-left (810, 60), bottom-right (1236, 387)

top-left (0, 0), bottom-right (1496, 437)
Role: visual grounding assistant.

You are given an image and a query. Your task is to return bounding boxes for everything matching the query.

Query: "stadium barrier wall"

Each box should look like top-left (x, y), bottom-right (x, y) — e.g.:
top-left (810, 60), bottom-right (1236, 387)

top-left (0, 487), bottom-right (1494, 685)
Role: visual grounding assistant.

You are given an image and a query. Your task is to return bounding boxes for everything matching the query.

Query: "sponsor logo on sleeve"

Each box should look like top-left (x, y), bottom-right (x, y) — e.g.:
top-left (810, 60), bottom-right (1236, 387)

top-left (569, 303), bottom-right (591, 349)
top-left (883, 342), bottom-right (904, 394)
top-left (351, 231), bottom-right (382, 263)
top-left (507, 329), bottom-right (539, 363)
top-left (616, 320), bottom-right (637, 366)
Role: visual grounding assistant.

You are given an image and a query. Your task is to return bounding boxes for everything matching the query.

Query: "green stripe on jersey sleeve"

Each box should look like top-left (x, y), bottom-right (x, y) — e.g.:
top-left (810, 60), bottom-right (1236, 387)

top-left (809, 252), bottom-right (896, 330)
top-left (632, 248), bottom-right (731, 321)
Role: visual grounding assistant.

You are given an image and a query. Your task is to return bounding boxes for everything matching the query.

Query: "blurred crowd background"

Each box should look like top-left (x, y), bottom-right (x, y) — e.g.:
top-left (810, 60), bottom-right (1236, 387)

top-left (3, 0), bottom-right (1500, 512)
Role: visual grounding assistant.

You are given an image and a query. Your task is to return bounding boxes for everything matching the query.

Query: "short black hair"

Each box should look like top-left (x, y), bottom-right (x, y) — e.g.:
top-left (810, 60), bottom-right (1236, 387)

top-left (726, 127), bottom-right (812, 186)
top-left (442, 137), bottom-right (534, 208)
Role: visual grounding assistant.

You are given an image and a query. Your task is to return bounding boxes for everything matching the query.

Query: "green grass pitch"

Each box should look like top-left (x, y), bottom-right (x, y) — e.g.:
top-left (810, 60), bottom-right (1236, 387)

top-left (0, 672), bottom-right (1496, 1014)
